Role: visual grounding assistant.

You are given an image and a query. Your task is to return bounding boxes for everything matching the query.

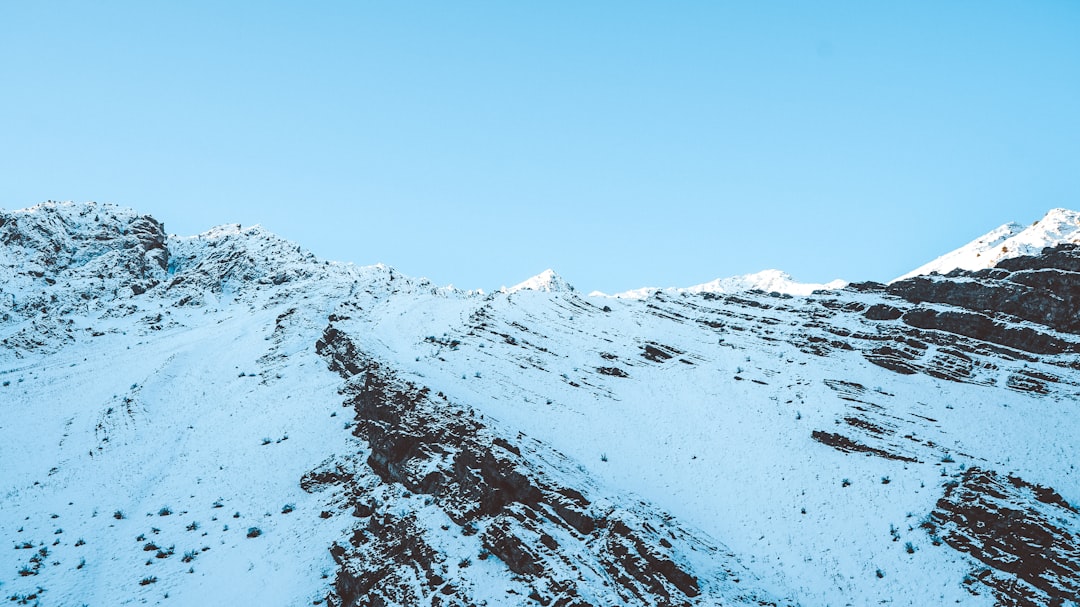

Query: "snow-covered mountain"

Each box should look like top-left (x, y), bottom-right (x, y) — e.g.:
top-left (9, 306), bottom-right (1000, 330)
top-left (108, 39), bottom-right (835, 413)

top-left (597, 269), bottom-right (848, 299)
top-left (894, 207), bottom-right (1080, 281)
top-left (504, 269), bottom-right (574, 294)
top-left (2, 201), bottom-right (1079, 607)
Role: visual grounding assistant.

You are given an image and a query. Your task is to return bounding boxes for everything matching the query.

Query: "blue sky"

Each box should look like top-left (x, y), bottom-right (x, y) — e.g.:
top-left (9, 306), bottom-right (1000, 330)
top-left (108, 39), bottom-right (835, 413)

top-left (2, 2), bottom-right (1078, 292)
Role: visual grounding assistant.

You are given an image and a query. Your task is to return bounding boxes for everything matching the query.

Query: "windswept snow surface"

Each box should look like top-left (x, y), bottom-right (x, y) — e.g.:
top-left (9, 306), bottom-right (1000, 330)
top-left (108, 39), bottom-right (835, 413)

top-left (894, 207), bottom-right (1080, 281)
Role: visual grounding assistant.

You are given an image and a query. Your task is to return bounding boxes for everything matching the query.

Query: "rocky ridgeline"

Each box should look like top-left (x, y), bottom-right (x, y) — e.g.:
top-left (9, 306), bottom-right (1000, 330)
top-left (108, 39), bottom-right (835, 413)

top-left (0, 204), bottom-right (166, 313)
top-left (0, 203), bottom-right (168, 352)
top-left (0, 202), bottom-right (346, 355)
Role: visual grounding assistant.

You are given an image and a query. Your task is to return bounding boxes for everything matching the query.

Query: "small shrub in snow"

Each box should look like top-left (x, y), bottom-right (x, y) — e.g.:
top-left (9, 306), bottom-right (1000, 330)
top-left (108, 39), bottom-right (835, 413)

top-left (881, 476), bottom-right (890, 485)
top-left (139, 576), bottom-right (157, 585)
top-left (905, 542), bottom-right (915, 554)
top-left (246, 527), bottom-right (261, 538)
top-left (186, 521), bottom-right (199, 531)
top-left (281, 504), bottom-right (295, 514)
top-left (158, 506), bottom-right (171, 516)
top-left (113, 510), bottom-right (125, 520)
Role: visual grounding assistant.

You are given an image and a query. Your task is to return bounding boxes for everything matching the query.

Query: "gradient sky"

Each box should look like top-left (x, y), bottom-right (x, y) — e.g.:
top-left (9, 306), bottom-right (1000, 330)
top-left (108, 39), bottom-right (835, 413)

top-left (2, 2), bottom-right (1079, 292)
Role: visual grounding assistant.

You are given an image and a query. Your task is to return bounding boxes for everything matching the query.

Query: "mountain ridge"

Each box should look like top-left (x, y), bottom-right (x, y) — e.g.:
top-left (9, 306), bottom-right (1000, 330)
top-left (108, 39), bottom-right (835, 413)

top-left (2, 201), bottom-right (1079, 607)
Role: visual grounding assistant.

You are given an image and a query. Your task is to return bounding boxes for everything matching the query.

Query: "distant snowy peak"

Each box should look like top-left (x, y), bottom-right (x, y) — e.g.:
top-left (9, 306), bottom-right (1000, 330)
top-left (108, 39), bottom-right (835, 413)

top-left (596, 269), bottom-right (848, 299)
top-left (685, 269), bottom-right (848, 296)
top-left (894, 207), bottom-right (1080, 282)
top-left (504, 269), bottom-right (574, 293)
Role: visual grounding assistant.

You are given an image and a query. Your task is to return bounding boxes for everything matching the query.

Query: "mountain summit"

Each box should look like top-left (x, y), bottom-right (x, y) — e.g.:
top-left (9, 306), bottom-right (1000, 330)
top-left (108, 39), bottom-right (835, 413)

top-left (894, 207), bottom-right (1080, 281)
top-left (504, 268), bottom-right (574, 293)
top-left (2, 201), bottom-right (1079, 607)
top-left (600, 269), bottom-right (848, 299)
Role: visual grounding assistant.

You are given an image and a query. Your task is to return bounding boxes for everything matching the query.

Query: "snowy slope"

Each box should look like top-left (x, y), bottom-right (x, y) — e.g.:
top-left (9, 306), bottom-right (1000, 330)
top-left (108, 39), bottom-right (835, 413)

top-left (894, 207), bottom-right (1080, 281)
top-left (2, 201), bottom-right (1079, 607)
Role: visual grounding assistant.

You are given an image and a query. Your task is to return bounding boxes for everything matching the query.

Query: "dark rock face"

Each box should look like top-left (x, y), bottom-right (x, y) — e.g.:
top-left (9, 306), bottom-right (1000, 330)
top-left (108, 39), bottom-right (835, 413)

top-left (328, 512), bottom-right (444, 607)
top-left (899, 308), bottom-right (1077, 355)
top-left (810, 431), bottom-right (918, 463)
top-left (926, 468), bottom-right (1080, 607)
top-left (863, 303), bottom-right (903, 321)
top-left (887, 245), bottom-right (1080, 349)
top-left (313, 325), bottom-right (781, 607)
top-left (128, 215), bottom-right (169, 274)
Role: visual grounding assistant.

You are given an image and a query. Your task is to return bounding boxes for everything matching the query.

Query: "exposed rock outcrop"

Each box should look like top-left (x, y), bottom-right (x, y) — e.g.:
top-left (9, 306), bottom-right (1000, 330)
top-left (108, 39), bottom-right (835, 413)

top-left (313, 325), bottom-right (784, 607)
top-left (926, 468), bottom-right (1080, 607)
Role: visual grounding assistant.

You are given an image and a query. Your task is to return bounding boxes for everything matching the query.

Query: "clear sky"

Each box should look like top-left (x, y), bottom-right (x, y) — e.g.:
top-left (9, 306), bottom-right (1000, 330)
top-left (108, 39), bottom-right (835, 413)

top-left (2, 2), bottom-right (1078, 292)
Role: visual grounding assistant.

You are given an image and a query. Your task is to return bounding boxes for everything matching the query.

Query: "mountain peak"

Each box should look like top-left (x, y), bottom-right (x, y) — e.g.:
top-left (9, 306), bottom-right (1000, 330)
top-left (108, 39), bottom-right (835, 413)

top-left (596, 269), bottom-right (847, 299)
top-left (504, 268), bottom-right (574, 293)
top-left (894, 207), bottom-right (1080, 281)
top-left (684, 269), bottom-right (848, 296)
